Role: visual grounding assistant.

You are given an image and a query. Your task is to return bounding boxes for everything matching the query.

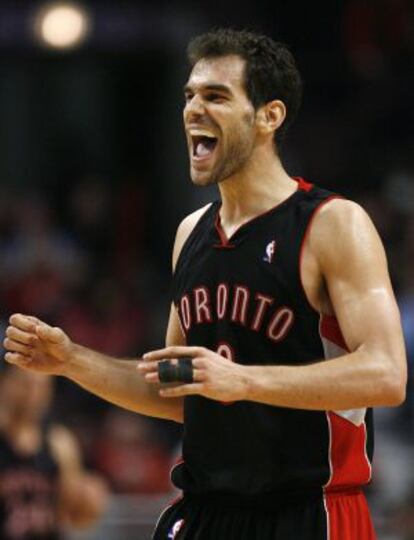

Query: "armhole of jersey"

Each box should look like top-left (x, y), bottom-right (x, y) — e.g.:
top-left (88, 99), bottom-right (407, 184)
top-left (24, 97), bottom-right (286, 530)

top-left (173, 202), bottom-right (215, 277)
top-left (298, 195), bottom-right (344, 315)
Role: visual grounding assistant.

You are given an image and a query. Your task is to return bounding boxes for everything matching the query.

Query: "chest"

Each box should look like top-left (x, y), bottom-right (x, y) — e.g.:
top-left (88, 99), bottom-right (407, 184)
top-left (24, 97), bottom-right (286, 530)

top-left (174, 213), bottom-right (312, 343)
top-left (176, 205), bottom-right (305, 294)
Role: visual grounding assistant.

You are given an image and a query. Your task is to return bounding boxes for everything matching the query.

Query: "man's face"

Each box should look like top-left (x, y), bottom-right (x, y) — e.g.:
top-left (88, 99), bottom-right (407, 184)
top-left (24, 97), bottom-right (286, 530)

top-left (0, 368), bottom-right (53, 421)
top-left (183, 55), bottom-right (257, 186)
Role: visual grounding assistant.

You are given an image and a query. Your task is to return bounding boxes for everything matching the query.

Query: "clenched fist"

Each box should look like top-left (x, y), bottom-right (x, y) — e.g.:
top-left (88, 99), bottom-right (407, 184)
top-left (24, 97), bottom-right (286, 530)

top-left (3, 314), bottom-right (73, 375)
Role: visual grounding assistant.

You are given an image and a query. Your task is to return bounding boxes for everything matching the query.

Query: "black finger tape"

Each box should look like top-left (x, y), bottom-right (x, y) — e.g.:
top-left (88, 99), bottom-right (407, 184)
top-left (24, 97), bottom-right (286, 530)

top-left (158, 359), bottom-right (177, 383)
top-left (177, 357), bottom-right (194, 383)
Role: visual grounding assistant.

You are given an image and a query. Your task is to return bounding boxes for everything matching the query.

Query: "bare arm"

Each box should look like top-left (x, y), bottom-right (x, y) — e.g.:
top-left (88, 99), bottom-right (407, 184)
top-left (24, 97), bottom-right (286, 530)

top-left (65, 298), bottom-right (188, 421)
top-left (4, 303), bottom-right (184, 423)
top-left (65, 343), bottom-right (185, 421)
top-left (141, 200), bottom-right (407, 410)
top-left (49, 425), bottom-right (108, 529)
top-left (3, 205), bottom-right (211, 422)
top-left (243, 199), bottom-right (407, 409)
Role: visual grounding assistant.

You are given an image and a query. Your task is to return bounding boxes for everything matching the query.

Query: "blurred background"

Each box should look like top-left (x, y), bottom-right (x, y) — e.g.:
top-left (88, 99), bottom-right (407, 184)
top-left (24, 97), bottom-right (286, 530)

top-left (0, 1), bottom-right (413, 539)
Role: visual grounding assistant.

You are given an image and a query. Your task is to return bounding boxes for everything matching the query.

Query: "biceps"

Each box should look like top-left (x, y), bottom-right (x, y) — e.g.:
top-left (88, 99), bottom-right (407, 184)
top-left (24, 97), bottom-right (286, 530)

top-left (329, 276), bottom-right (402, 354)
top-left (324, 232), bottom-right (404, 364)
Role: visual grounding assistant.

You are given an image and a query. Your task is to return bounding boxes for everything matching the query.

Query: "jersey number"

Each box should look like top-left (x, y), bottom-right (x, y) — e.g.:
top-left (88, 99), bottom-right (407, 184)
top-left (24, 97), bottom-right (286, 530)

top-left (216, 342), bottom-right (235, 405)
top-left (216, 342), bottom-right (235, 362)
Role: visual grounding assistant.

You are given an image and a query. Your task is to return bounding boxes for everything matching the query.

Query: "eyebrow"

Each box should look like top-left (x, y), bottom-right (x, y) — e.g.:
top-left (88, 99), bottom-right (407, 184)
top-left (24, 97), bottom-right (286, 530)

top-left (183, 83), bottom-right (233, 95)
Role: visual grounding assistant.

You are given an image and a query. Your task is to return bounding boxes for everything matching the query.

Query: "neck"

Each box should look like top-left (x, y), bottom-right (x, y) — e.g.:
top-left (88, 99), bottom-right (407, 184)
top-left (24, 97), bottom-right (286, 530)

top-left (217, 144), bottom-right (297, 227)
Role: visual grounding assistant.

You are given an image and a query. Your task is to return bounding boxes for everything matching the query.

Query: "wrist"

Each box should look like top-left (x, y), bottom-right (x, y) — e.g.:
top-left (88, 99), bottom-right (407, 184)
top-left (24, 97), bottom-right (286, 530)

top-left (59, 342), bottom-right (82, 378)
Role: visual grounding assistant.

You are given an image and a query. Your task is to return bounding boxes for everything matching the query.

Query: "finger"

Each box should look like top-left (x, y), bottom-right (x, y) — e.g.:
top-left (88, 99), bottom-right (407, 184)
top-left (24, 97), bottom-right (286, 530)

top-left (6, 326), bottom-right (38, 346)
top-left (3, 338), bottom-right (34, 356)
top-left (137, 357), bottom-right (205, 374)
top-left (143, 346), bottom-right (203, 361)
top-left (159, 383), bottom-right (204, 398)
top-left (9, 314), bottom-right (39, 333)
top-left (4, 352), bottom-right (32, 366)
top-left (144, 369), bottom-right (205, 384)
top-left (137, 360), bottom-right (164, 373)
top-left (191, 357), bottom-right (206, 369)
top-left (36, 325), bottom-right (65, 344)
top-left (25, 315), bottom-right (43, 324)
top-left (137, 358), bottom-right (179, 374)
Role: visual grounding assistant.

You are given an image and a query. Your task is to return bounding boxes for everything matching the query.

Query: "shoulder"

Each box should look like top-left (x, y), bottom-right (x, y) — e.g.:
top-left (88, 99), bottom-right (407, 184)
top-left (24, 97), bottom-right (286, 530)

top-left (311, 197), bottom-right (371, 235)
top-left (308, 197), bottom-right (385, 270)
top-left (173, 203), bottom-right (213, 269)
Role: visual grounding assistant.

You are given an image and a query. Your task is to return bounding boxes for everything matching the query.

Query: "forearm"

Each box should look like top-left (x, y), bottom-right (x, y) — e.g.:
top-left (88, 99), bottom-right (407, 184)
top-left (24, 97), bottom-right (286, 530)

top-left (63, 344), bottom-right (183, 422)
top-left (59, 472), bottom-right (108, 529)
top-left (244, 348), bottom-right (405, 410)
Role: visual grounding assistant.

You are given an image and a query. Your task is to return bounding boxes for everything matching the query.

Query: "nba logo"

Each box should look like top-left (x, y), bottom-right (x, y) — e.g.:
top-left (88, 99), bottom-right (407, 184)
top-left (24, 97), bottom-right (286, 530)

top-left (168, 518), bottom-right (185, 539)
top-left (263, 240), bottom-right (276, 263)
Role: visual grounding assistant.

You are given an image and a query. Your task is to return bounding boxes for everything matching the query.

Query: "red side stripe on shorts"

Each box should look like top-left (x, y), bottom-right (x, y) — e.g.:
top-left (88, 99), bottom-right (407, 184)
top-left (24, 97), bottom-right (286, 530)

top-left (325, 491), bottom-right (377, 539)
top-left (319, 315), bottom-right (372, 490)
top-left (325, 412), bottom-right (372, 489)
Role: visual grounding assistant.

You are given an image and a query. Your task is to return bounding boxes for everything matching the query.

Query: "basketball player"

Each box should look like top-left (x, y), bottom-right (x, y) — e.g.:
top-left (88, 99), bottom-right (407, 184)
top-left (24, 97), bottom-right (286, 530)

top-left (0, 365), bottom-right (108, 539)
top-left (3, 29), bottom-right (407, 539)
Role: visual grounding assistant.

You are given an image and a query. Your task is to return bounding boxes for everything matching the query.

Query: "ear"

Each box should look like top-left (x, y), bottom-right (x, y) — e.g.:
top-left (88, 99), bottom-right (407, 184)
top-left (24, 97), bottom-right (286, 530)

top-left (256, 100), bottom-right (286, 136)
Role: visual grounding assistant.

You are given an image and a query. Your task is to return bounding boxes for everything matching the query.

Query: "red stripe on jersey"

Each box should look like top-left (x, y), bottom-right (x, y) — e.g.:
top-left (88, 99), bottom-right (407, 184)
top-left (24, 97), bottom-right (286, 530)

top-left (214, 211), bottom-right (235, 249)
top-left (325, 412), bottom-right (372, 490)
top-left (325, 490), bottom-right (377, 539)
top-left (214, 177), bottom-right (313, 248)
top-left (320, 314), bottom-right (349, 351)
top-left (295, 176), bottom-right (313, 192)
top-left (320, 315), bottom-right (372, 492)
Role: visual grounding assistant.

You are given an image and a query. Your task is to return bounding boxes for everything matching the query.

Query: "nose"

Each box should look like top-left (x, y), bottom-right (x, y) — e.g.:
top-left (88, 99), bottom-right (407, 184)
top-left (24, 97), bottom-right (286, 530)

top-left (184, 94), bottom-right (205, 121)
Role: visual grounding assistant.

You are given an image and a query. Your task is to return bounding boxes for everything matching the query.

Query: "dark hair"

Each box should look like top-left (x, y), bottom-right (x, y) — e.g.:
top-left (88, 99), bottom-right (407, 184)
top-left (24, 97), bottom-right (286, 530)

top-left (187, 28), bottom-right (303, 145)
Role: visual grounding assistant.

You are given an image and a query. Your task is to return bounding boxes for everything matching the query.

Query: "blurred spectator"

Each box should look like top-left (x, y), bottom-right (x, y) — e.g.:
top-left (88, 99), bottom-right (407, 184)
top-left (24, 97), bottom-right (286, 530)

top-left (344, 0), bottom-right (412, 78)
top-left (0, 193), bottom-right (87, 320)
top-left (0, 365), bottom-right (108, 539)
top-left (0, 5), bottom-right (412, 537)
top-left (113, 179), bottom-right (148, 278)
top-left (0, 193), bottom-right (86, 285)
top-left (93, 410), bottom-right (172, 494)
top-left (68, 177), bottom-right (113, 265)
top-left (57, 275), bottom-right (147, 357)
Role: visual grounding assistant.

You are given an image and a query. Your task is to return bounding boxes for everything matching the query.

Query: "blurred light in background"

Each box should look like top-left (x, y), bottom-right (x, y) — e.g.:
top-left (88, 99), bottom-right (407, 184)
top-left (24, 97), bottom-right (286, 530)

top-left (33, 1), bottom-right (90, 50)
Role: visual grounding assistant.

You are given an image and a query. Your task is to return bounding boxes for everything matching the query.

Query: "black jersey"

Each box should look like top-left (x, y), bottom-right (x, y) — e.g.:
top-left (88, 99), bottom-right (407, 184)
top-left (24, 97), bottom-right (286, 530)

top-left (0, 427), bottom-right (61, 540)
top-left (171, 178), bottom-right (374, 498)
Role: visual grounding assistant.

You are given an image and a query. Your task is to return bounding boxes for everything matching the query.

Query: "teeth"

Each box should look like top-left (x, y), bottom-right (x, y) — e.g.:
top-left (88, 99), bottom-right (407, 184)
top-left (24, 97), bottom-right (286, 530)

top-left (189, 130), bottom-right (216, 138)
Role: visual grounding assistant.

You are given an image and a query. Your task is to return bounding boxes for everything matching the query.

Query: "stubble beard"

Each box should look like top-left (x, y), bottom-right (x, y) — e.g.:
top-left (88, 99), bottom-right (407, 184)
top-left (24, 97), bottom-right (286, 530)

top-left (191, 113), bottom-right (256, 187)
top-left (211, 132), bottom-right (255, 186)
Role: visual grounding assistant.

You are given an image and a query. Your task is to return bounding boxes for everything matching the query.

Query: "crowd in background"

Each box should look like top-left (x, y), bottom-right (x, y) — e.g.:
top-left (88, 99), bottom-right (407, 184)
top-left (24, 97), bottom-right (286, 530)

top-left (0, 1), bottom-right (413, 538)
top-left (0, 177), bottom-right (182, 498)
top-left (0, 146), bottom-right (413, 538)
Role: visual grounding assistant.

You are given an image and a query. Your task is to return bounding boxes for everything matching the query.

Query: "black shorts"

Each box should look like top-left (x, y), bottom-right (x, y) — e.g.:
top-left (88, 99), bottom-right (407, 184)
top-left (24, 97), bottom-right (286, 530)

top-left (152, 489), bottom-right (376, 540)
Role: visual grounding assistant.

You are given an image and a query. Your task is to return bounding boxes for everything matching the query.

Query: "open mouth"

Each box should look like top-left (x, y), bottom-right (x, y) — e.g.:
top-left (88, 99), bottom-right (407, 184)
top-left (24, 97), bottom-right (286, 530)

top-left (191, 135), bottom-right (218, 160)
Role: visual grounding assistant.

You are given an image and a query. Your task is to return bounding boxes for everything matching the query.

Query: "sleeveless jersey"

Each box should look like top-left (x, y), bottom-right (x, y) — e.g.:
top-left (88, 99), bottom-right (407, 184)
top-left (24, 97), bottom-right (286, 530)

top-left (0, 427), bottom-right (61, 540)
top-left (171, 178), bottom-right (374, 498)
